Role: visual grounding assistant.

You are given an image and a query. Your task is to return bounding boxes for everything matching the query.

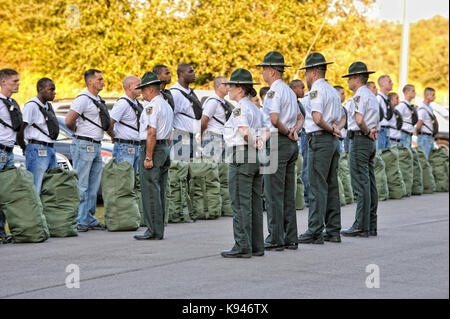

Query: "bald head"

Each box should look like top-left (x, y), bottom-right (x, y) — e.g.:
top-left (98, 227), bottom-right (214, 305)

top-left (123, 75), bottom-right (141, 100)
top-left (213, 76), bottom-right (228, 99)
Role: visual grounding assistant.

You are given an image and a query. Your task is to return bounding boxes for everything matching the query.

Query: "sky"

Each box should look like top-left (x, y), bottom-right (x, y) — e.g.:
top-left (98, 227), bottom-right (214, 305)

top-left (366, 0), bottom-right (449, 23)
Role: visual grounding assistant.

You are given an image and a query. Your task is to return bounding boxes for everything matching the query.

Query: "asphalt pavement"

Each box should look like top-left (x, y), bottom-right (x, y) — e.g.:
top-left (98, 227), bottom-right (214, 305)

top-left (1, 192), bottom-right (448, 299)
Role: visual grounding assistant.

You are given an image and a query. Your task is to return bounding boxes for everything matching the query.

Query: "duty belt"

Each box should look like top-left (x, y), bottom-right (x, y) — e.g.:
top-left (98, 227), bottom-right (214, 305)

top-left (74, 135), bottom-right (101, 144)
top-left (113, 138), bottom-right (142, 146)
top-left (28, 139), bottom-right (54, 147)
top-left (306, 130), bottom-right (333, 138)
top-left (347, 130), bottom-right (369, 139)
top-left (0, 143), bottom-right (13, 153)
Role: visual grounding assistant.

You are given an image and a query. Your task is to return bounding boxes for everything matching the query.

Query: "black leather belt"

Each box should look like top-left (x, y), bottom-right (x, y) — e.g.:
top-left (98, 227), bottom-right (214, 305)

top-left (381, 125), bottom-right (390, 129)
top-left (418, 132), bottom-right (432, 136)
top-left (0, 143), bottom-right (13, 153)
top-left (306, 130), bottom-right (332, 138)
top-left (347, 130), bottom-right (369, 139)
top-left (140, 139), bottom-right (168, 145)
top-left (28, 139), bottom-right (54, 147)
top-left (390, 138), bottom-right (400, 142)
top-left (74, 135), bottom-right (101, 144)
top-left (401, 130), bottom-right (413, 136)
top-left (113, 138), bottom-right (142, 146)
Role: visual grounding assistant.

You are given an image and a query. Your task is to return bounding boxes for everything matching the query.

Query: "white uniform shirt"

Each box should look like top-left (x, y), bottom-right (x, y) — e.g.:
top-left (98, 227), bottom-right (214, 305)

top-left (224, 97), bottom-right (263, 147)
top-left (139, 95), bottom-right (174, 140)
top-left (388, 107), bottom-right (401, 140)
top-left (170, 82), bottom-right (197, 133)
top-left (347, 85), bottom-right (380, 131)
top-left (0, 93), bottom-right (17, 147)
top-left (202, 93), bottom-right (227, 135)
top-left (70, 89), bottom-right (104, 140)
top-left (303, 78), bottom-right (342, 133)
top-left (417, 103), bottom-right (434, 135)
top-left (396, 100), bottom-right (415, 133)
top-left (377, 92), bottom-right (390, 127)
top-left (262, 79), bottom-right (300, 132)
top-left (22, 97), bottom-right (55, 143)
top-left (110, 94), bottom-right (141, 141)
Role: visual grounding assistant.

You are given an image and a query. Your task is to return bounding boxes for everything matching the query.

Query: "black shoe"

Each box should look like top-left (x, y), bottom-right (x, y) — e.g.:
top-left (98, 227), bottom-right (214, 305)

top-left (221, 249), bottom-right (252, 258)
top-left (323, 233), bottom-right (341, 243)
top-left (133, 233), bottom-right (162, 240)
top-left (88, 223), bottom-right (106, 230)
top-left (1, 233), bottom-right (13, 244)
top-left (285, 243), bottom-right (299, 250)
top-left (252, 251), bottom-right (265, 257)
top-left (264, 242), bottom-right (285, 251)
top-left (77, 224), bottom-right (89, 232)
top-left (298, 233), bottom-right (324, 244)
top-left (341, 227), bottom-right (369, 237)
top-left (369, 230), bottom-right (378, 236)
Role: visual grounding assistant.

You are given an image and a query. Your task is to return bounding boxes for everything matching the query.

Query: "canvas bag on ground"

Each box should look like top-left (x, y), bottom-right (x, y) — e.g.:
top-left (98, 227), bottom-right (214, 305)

top-left (416, 146), bottom-right (436, 194)
top-left (374, 151), bottom-right (389, 201)
top-left (428, 148), bottom-right (449, 192)
top-left (381, 146), bottom-right (406, 199)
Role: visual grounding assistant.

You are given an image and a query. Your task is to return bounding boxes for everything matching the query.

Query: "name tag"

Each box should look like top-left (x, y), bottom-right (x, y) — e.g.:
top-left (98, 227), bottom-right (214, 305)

top-left (128, 147), bottom-right (135, 155)
top-left (86, 146), bottom-right (95, 153)
top-left (38, 149), bottom-right (47, 157)
top-left (0, 155), bottom-right (6, 163)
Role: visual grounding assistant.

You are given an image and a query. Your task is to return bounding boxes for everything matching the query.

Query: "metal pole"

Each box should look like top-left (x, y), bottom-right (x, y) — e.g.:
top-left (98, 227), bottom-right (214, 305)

top-left (399, 0), bottom-right (409, 97)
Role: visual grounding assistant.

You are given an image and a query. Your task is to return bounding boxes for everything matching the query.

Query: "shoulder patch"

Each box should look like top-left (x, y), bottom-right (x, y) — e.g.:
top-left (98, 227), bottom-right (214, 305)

top-left (309, 91), bottom-right (318, 99)
top-left (233, 108), bottom-right (241, 117)
top-left (146, 105), bottom-right (153, 115)
top-left (354, 96), bottom-right (360, 103)
top-left (266, 91), bottom-right (275, 99)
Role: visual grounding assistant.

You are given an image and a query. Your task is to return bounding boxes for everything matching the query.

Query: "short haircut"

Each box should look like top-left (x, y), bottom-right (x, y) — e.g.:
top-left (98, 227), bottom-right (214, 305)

top-left (388, 92), bottom-right (398, 101)
top-left (358, 74), bottom-right (369, 85)
top-left (153, 65), bottom-right (168, 75)
top-left (259, 86), bottom-right (270, 99)
top-left (84, 69), bottom-right (101, 85)
top-left (37, 78), bottom-right (54, 92)
top-left (0, 68), bottom-right (19, 83)
top-left (333, 85), bottom-right (344, 91)
top-left (424, 87), bottom-right (435, 95)
top-left (309, 66), bottom-right (327, 78)
top-left (177, 63), bottom-right (192, 76)
top-left (289, 79), bottom-right (304, 89)
top-left (377, 75), bottom-right (390, 86)
top-left (402, 84), bottom-right (414, 93)
top-left (213, 76), bottom-right (227, 90)
top-left (367, 81), bottom-right (376, 88)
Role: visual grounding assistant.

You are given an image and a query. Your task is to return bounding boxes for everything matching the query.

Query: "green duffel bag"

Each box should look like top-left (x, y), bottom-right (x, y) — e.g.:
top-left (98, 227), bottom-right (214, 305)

top-left (338, 175), bottom-right (346, 206)
top-left (381, 146), bottom-right (406, 199)
top-left (428, 148), bottom-right (449, 192)
top-left (101, 159), bottom-right (140, 231)
top-left (0, 167), bottom-right (49, 243)
top-left (167, 161), bottom-right (192, 223)
top-left (40, 167), bottom-right (79, 237)
top-left (295, 153), bottom-right (305, 210)
top-left (416, 146), bottom-right (436, 194)
top-left (134, 166), bottom-right (146, 227)
top-left (397, 146), bottom-right (414, 197)
top-left (410, 147), bottom-right (423, 195)
top-left (218, 162), bottom-right (233, 217)
top-left (338, 152), bottom-right (354, 204)
top-left (374, 151), bottom-right (389, 201)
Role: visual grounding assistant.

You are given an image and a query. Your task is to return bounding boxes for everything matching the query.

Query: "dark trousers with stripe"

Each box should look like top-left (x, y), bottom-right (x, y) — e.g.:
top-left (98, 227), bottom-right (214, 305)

top-left (305, 134), bottom-right (341, 237)
top-left (349, 135), bottom-right (378, 231)
top-left (139, 143), bottom-right (170, 239)
top-left (264, 134), bottom-right (299, 246)
top-left (228, 148), bottom-right (264, 254)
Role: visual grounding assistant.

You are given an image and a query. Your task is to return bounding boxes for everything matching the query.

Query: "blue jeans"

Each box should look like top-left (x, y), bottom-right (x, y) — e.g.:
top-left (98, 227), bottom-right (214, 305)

top-left (25, 143), bottom-right (57, 195)
top-left (112, 142), bottom-right (140, 174)
top-left (70, 139), bottom-right (103, 227)
top-left (170, 130), bottom-right (194, 161)
top-left (202, 132), bottom-right (223, 162)
top-left (0, 149), bottom-right (14, 234)
top-left (417, 134), bottom-right (434, 158)
top-left (299, 130), bottom-right (309, 204)
top-left (343, 137), bottom-right (350, 153)
top-left (377, 126), bottom-right (390, 150)
top-left (399, 131), bottom-right (412, 148)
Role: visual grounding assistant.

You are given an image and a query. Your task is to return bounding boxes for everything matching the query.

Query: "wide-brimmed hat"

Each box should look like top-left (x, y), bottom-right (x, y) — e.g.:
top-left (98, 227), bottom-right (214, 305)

top-left (256, 51), bottom-right (291, 67)
top-left (222, 68), bottom-right (260, 85)
top-left (342, 61), bottom-right (375, 78)
top-left (135, 71), bottom-right (162, 89)
top-left (299, 52), bottom-right (334, 70)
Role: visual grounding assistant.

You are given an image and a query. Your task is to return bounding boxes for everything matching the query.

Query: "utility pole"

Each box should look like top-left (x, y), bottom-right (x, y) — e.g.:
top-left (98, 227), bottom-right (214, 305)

top-left (399, 0), bottom-right (409, 98)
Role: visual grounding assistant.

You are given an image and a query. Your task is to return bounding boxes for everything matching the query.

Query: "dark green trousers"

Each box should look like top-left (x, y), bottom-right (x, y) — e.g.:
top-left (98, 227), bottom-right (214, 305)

top-left (305, 134), bottom-right (341, 237)
top-left (264, 134), bottom-right (299, 246)
top-left (228, 147), bottom-right (264, 254)
top-left (349, 135), bottom-right (378, 231)
top-left (139, 143), bottom-right (170, 239)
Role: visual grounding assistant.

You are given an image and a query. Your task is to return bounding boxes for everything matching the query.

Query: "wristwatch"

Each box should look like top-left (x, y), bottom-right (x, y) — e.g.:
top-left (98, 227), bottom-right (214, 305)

top-left (144, 157), bottom-right (153, 162)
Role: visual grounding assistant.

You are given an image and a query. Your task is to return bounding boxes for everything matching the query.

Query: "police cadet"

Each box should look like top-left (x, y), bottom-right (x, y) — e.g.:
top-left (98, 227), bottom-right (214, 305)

top-left (110, 75), bottom-right (143, 173)
top-left (257, 51), bottom-right (304, 251)
top-left (220, 68), bottom-right (264, 258)
top-left (0, 68), bottom-right (21, 244)
top-left (201, 76), bottom-right (234, 217)
top-left (18, 78), bottom-right (59, 195)
top-left (341, 61), bottom-right (379, 238)
top-left (396, 84), bottom-right (417, 148)
top-left (387, 92), bottom-right (402, 146)
top-left (153, 65), bottom-right (175, 110)
top-left (66, 69), bottom-right (111, 232)
top-left (376, 75), bottom-right (394, 150)
top-left (416, 87), bottom-right (438, 157)
top-left (134, 72), bottom-right (173, 240)
top-left (297, 52), bottom-right (344, 244)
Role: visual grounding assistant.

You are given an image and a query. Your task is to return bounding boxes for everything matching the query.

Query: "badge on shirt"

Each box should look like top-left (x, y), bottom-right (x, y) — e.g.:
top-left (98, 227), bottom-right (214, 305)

top-left (86, 146), bottom-right (95, 153)
top-left (0, 155), bottom-right (6, 163)
top-left (266, 91), bottom-right (275, 99)
top-left (128, 147), bottom-right (135, 155)
top-left (233, 108), bottom-right (241, 117)
top-left (310, 91), bottom-right (318, 99)
top-left (354, 96), bottom-right (360, 103)
top-left (146, 106), bottom-right (153, 115)
top-left (37, 149), bottom-right (47, 157)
